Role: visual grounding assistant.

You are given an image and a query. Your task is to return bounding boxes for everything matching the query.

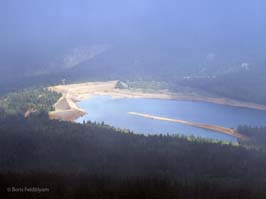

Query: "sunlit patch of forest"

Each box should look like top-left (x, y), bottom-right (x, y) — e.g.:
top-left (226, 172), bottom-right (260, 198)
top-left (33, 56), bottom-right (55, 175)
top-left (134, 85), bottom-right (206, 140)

top-left (0, 88), bottom-right (61, 115)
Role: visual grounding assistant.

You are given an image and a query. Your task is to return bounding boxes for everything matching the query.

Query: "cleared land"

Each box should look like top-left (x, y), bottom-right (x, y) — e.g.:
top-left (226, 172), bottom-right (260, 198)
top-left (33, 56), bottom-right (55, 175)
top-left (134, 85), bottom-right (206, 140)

top-left (49, 80), bottom-right (266, 122)
top-left (128, 112), bottom-right (247, 139)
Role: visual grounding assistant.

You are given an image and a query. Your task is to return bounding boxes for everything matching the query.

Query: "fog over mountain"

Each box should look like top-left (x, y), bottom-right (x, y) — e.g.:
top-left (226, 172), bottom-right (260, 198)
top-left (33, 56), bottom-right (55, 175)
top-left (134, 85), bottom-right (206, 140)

top-left (1, 0), bottom-right (266, 80)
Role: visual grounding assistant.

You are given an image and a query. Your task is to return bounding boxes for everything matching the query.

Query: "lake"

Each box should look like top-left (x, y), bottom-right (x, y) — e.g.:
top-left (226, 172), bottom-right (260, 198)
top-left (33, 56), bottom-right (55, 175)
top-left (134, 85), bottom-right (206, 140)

top-left (76, 96), bottom-right (266, 142)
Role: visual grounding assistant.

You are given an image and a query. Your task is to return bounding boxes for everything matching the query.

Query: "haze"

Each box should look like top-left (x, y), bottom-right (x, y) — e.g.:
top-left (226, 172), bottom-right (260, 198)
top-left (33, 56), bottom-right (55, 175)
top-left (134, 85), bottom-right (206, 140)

top-left (1, 0), bottom-right (266, 78)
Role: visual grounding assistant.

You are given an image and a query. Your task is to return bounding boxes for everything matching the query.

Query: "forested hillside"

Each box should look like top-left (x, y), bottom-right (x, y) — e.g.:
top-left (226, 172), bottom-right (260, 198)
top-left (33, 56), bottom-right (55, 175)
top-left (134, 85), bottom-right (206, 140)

top-left (238, 125), bottom-right (266, 150)
top-left (180, 70), bottom-right (266, 105)
top-left (1, 0), bottom-right (266, 105)
top-left (1, 113), bottom-right (266, 198)
top-left (0, 88), bottom-right (61, 115)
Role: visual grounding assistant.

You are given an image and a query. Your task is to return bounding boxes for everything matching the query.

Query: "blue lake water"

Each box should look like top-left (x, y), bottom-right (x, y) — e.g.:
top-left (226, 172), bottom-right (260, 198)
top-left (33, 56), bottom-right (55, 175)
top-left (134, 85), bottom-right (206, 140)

top-left (76, 96), bottom-right (266, 142)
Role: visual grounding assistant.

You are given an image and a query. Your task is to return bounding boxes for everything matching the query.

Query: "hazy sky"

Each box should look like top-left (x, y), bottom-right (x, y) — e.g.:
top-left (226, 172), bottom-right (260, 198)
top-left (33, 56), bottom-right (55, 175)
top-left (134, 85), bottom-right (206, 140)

top-left (2, 0), bottom-right (266, 42)
top-left (1, 0), bottom-right (266, 75)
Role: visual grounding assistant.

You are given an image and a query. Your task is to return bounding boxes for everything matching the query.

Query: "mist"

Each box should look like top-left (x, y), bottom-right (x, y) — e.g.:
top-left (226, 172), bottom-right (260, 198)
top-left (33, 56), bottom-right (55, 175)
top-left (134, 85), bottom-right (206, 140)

top-left (1, 0), bottom-right (266, 78)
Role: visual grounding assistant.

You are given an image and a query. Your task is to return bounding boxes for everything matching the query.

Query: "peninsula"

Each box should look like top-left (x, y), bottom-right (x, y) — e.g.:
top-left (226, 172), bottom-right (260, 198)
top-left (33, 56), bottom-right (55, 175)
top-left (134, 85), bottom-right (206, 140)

top-left (128, 112), bottom-right (247, 139)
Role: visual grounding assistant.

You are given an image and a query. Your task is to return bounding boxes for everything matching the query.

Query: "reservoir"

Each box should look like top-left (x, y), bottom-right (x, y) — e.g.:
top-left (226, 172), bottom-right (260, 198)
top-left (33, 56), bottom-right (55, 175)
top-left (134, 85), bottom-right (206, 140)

top-left (76, 96), bottom-right (266, 142)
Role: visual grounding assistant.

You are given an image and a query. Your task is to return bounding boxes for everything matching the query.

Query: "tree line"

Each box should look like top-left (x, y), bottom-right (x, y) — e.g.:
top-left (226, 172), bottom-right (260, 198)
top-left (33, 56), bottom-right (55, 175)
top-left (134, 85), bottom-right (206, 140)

top-left (1, 112), bottom-right (266, 198)
top-left (0, 87), bottom-right (61, 116)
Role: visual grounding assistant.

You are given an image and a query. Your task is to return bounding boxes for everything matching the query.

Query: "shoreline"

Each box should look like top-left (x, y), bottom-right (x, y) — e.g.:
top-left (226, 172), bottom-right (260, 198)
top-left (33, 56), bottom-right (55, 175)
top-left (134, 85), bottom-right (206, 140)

top-left (49, 92), bottom-right (87, 122)
top-left (48, 80), bottom-right (266, 122)
top-left (128, 112), bottom-right (247, 140)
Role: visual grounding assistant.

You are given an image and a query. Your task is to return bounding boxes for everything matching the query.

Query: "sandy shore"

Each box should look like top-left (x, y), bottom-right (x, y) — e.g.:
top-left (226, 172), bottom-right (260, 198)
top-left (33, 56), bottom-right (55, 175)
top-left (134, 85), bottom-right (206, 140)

top-left (49, 80), bottom-right (266, 121)
top-left (128, 112), bottom-right (247, 139)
